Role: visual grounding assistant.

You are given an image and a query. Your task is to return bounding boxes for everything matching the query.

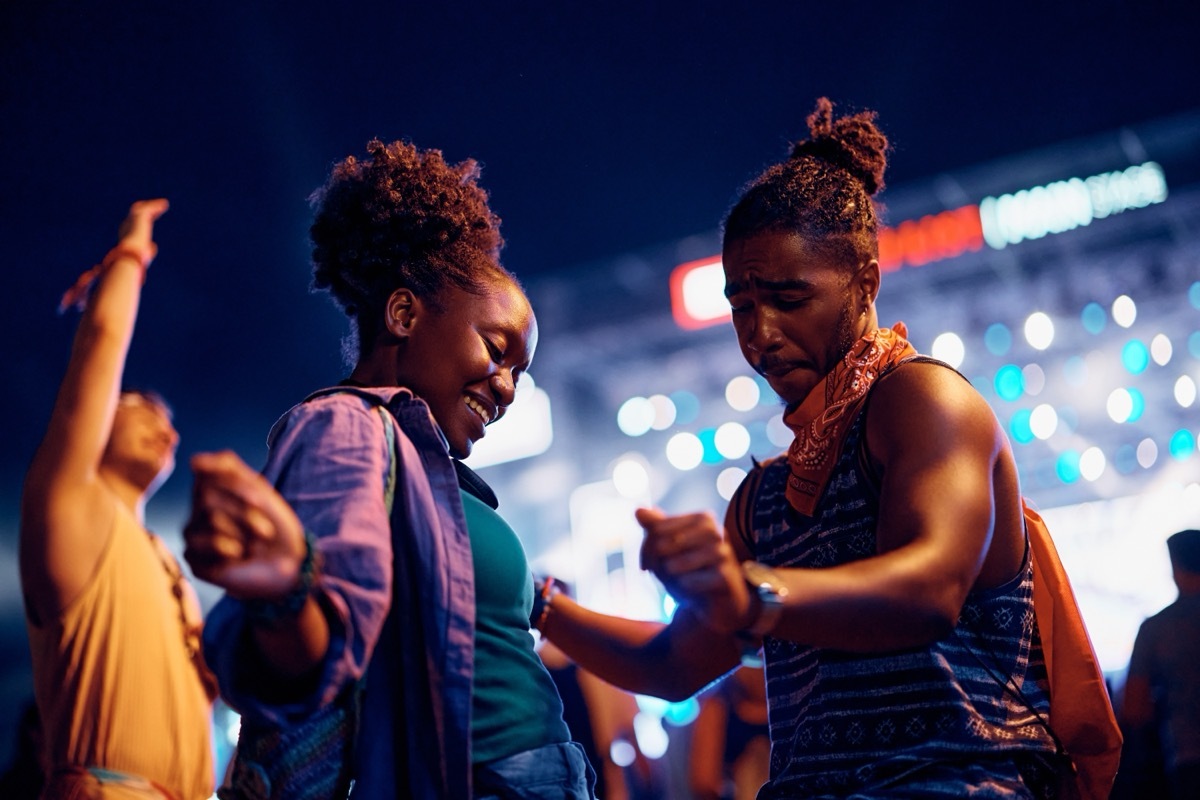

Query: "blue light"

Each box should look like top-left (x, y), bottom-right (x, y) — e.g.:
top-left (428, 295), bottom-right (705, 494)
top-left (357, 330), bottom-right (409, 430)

top-left (1056, 451), bottom-right (1081, 483)
top-left (670, 390), bottom-right (700, 425)
top-left (1122, 340), bottom-right (1150, 374)
top-left (1009, 409), bottom-right (1034, 444)
top-left (1169, 429), bottom-right (1196, 460)
top-left (1190, 281), bottom-right (1200, 310)
top-left (994, 365), bottom-right (1024, 401)
top-left (1081, 302), bottom-right (1107, 335)
top-left (984, 323), bottom-right (1012, 356)
top-left (1114, 444), bottom-right (1137, 474)
top-left (698, 427), bottom-right (722, 464)
top-left (1126, 389), bottom-right (1145, 422)
top-left (1189, 332), bottom-right (1200, 360)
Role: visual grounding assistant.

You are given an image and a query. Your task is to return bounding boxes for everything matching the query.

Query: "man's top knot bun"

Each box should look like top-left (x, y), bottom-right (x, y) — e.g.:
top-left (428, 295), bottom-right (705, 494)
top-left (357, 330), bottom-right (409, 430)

top-left (789, 97), bottom-right (889, 196)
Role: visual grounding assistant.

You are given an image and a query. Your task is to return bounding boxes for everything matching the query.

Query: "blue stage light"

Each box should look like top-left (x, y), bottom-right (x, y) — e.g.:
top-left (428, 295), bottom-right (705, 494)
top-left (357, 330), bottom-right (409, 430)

top-left (1122, 340), bottom-right (1150, 374)
top-left (1056, 451), bottom-right (1081, 483)
top-left (984, 323), bottom-right (1011, 356)
top-left (995, 364), bottom-right (1024, 401)
top-left (1081, 302), bottom-right (1106, 335)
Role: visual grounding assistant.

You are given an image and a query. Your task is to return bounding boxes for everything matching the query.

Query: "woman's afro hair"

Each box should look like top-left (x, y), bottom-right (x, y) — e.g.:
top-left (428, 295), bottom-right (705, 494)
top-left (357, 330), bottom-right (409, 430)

top-left (723, 97), bottom-right (890, 266)
top-left (309, 139), bottom-right (511, 355)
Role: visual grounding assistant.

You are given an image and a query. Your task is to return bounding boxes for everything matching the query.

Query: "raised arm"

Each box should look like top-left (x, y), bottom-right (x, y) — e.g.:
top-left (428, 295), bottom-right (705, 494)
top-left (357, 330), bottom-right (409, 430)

top-left (642, 362), bottom-right (1019, 653)
top-left (20, 199), bottom-right (169, 620)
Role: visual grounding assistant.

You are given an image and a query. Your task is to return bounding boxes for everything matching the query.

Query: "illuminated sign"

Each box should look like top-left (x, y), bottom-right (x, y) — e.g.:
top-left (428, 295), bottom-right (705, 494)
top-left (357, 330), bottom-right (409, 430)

top-left (671, 162), bottom-right (1169, 329)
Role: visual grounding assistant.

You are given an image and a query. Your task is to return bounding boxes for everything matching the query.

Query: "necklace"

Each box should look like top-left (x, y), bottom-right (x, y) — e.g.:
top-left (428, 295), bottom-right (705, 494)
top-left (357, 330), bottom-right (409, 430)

top-left (146, 531), bottom-right (219, 700)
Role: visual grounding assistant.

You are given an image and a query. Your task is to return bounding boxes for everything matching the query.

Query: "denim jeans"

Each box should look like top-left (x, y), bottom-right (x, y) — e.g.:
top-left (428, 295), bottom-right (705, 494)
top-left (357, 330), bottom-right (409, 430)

top-left (474, 741), bottom-right (596, 799)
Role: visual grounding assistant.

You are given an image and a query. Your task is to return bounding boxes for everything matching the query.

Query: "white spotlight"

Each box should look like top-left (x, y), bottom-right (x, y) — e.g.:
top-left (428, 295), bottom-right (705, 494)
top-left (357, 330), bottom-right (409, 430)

top-left (1175, 376), bottom-right (1197, 408)
top-left (1150, 334), bottom-right (1173, 366)
top-left (1111, 295), bottom-right (1137, 328)
top-left (1079, 447), bottom-right (1106, 482)
top-left (725, 376), bottom-right (760, 412)
top-left (665, 433), bottom-right (704, 471)
top-left (1029, 404), bottom-right (1058, 440)
top-left (714, 422), bottom-right (751, 460)
top-left (1024, 312), bottom-right (1055, 351)
top-left (931, 332), bottom-right (966, 368)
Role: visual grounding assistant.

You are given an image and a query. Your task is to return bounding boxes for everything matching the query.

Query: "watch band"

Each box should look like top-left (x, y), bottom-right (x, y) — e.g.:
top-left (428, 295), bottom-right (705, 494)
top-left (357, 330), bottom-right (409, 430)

top-left (741, 560), bottom-right (788, 637)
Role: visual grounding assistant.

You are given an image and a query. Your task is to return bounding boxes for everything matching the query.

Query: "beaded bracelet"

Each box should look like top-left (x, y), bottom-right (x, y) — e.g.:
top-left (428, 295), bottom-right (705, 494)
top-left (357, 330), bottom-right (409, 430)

top-left (244, 531), bottom-right (320, 627)
top-left (530, 575), bottom-right (563, 633)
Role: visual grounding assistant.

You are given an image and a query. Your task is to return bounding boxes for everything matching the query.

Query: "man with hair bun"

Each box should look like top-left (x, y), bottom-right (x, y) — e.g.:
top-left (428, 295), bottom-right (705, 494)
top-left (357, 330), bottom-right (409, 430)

top-left (1121, 529), bottom-right (1200, 798)
top-left (540, 98), bottom-right (1118, 797)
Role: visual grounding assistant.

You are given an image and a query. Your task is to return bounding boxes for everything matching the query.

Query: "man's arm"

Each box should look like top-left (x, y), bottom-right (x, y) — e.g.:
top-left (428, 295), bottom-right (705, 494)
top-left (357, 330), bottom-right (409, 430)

top-left (641, 362), bottom-right (1013, 652)
top-left (19, 200), bottom-right (168, 620)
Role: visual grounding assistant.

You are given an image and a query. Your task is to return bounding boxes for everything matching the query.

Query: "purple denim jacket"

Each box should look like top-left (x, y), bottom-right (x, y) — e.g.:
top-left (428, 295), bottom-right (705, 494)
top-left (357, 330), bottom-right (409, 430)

top-left (203, 386), bottom-right (476, 798)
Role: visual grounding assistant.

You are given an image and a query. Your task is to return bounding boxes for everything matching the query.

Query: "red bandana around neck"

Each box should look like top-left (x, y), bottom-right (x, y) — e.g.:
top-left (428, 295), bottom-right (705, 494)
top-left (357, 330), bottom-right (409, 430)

top-left (782, 323), bottom-right (917, 516)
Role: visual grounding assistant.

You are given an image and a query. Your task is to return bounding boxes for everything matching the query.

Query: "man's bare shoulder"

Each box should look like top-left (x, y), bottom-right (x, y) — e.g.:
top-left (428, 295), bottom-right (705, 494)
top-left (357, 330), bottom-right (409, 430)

top-left (867, 360), bottom-right (1002, 456)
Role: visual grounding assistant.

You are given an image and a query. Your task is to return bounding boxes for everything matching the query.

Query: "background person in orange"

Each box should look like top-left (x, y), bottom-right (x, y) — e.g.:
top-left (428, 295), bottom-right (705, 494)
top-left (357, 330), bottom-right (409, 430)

top-left (20, 200), bottom-right (215, 799)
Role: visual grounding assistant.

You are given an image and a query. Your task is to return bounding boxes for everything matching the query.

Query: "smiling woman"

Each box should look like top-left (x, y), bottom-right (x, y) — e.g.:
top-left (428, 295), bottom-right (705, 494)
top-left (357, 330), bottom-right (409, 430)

top-left (183, 139), bottom-right (592, 799)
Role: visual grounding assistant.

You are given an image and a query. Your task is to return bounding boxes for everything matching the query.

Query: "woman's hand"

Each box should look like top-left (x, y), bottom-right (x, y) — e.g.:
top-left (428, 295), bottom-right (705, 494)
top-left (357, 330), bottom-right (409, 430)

top-left (184, 450), bottom-right (309, 602)
top-left (636, 508), bottom-right (753, 634)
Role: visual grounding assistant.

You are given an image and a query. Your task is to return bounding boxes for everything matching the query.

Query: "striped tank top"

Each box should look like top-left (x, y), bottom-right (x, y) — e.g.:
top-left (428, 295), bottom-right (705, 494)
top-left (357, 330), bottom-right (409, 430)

top-left (739, 375), bottom-right (1058, 796)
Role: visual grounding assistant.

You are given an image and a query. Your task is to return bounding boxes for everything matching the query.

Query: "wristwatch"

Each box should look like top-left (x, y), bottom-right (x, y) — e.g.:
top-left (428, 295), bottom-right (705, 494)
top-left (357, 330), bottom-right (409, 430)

top-left (741, 560), bottom-right (788, 637)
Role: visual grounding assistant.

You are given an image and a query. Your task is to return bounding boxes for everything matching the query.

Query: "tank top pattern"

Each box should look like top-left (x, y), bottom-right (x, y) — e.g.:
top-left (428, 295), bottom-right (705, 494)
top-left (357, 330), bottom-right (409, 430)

top-left (748, 409), bottom-right (1056, 794)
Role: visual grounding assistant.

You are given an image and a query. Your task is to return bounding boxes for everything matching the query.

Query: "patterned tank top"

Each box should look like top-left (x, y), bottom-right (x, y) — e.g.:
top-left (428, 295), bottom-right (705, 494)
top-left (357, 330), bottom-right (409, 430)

top-left (738, 367), bottom-right (1058, 796)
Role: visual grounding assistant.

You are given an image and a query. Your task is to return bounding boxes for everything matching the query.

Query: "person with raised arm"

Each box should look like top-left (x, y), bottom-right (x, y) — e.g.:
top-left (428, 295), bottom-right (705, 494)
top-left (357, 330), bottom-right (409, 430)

top-left (20, 200), bottom-right (215, 800)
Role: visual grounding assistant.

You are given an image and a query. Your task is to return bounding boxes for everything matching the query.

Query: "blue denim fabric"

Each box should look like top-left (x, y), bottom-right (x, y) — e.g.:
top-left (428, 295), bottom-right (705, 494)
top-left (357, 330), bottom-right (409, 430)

top-left (205, 387), bottom-right (477, 798)
top-left (474, 742), bottom-right (597, 800)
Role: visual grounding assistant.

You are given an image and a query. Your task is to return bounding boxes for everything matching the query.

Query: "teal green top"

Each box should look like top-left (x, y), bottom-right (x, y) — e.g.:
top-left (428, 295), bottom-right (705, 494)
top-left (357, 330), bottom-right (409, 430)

top-left (461, 489), bottom-right (570, 764)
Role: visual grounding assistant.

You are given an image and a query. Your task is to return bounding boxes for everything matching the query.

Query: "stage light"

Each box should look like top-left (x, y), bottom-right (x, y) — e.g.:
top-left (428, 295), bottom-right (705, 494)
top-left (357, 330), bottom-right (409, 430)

top-left (1080, 447), bottom-right (1106, 482)
top-left (1122, 340), bottom-right (1150, 374)
top-left (670, 390), bottom-right (701, 425)
top-left (1024, 312), bottom-right (1055, 350)
top-left (633, 711), bottom-right (669, 759)
top-left (725, 376), bottom-right (760, 411)
top-left (1127, 388), bottom-right (1145, 422)
top-left (931, 332), bottom-right (965, 368)
top-left (610, 740), bottom-right (636, 768)
top-left (1169, 429), bottom-right (1196, 460)
top-left (717, 467), bottom-right (748, 500)
top-left (1056, 451), bottom-right (1081, 483)
top-left (1112, 295), bottom-right (1136, 328)
top-left (995, 364), bottom-right (1024, 401)
top-left (1010, 409), bottom-right (1034, 444)
top-left (648, 394), bottom-right (676, 430)
top-left (1137, 438), bottom-right (1158, 468)
top-left (1176, 376), bottom-right (1197, 407)
top-left (1114, 444), bottom-right (1137, 474)
top-left (697, 428), bottom-right (722, 464)
top-left (666, 432), bottom-right (703, 470)
top-left (1081, 302), bottom-right (1106, 335)
top-left (985, 323), bottom-right (1012, 356)
top-left (618, 397), bottom-right (655, 437)
top-left (715, 422), bottom-right (751, 460)
top-left (1107, 389), bottom-right (1133, 423)
top-left (1021, 364), bottom-right (1046, 396)
top-left (612, 457), bottom-right (651, 499)
top-left (1151, 334), bottom-right (1173, 365)
top-left (1190, 332), bottom-right (1200, 360)
top-left (1189, 281), bottom-right (1200, 310)
top-left (755, 375), bottom-right (778, 406)
top-left (1030, 404), bottom-right (1058, 440)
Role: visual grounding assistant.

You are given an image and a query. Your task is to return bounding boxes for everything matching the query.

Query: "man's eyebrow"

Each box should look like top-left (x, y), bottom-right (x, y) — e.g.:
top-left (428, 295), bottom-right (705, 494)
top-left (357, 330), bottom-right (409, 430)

top-left (724, 277), bottom-right (814, 298)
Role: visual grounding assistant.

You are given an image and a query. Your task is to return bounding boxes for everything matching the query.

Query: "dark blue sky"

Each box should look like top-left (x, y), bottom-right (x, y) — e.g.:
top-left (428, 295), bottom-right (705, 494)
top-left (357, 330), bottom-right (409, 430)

top-left (2, 1), bottom-right (1198, 550)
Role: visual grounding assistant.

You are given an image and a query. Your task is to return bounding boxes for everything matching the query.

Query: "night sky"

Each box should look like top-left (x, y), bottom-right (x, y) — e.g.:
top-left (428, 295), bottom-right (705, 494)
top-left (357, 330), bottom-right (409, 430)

top-left (1, 0), bottom-right (1198, 737)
